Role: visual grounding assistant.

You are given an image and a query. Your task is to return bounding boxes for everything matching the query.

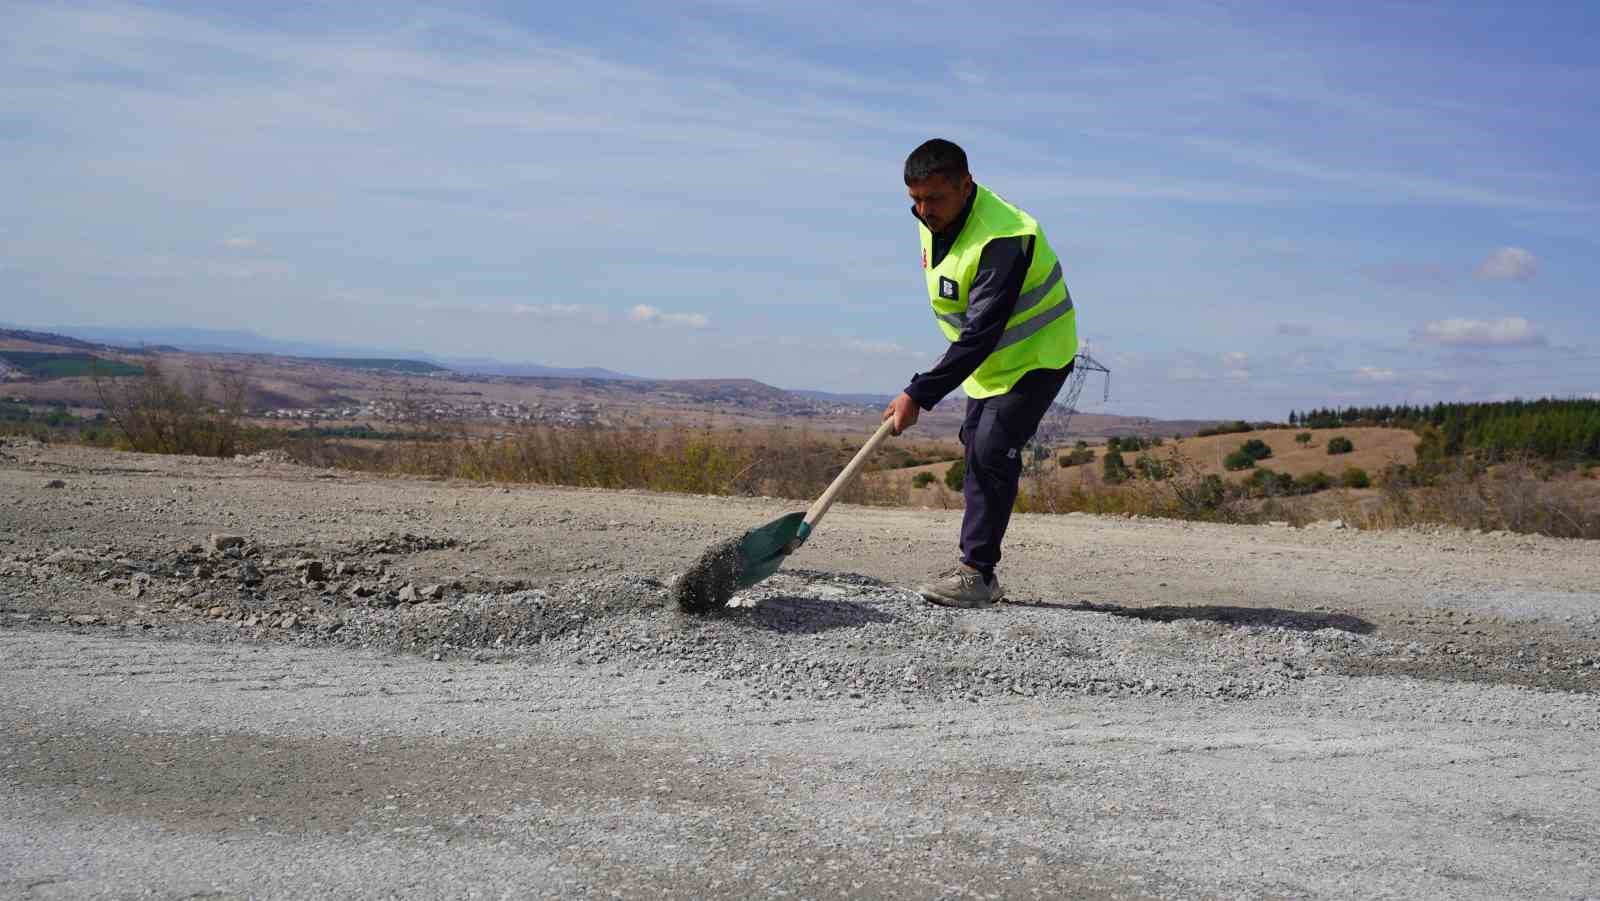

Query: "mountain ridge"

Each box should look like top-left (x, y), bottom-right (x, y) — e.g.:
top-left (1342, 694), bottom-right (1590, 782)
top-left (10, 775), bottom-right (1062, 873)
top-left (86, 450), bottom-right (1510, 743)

top-left (2, 324), bottom-right (1208, 438)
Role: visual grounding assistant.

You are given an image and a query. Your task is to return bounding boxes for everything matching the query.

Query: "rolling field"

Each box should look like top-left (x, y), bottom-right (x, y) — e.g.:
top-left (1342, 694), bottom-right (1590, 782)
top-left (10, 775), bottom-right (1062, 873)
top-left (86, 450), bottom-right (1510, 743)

top-left (881, 426), bottom-right (1422, 507)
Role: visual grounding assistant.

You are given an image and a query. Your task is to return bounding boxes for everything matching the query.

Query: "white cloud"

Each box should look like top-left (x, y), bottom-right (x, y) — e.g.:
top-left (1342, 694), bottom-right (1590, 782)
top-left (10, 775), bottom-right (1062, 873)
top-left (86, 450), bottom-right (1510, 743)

top-left (1354, 366), bottom-right (1396, 383)
top-left (222, 237), bottom-right (257, 250)
top-left (1212, 351), bottom-right (1251, 381)
top-left (1475, 247), bottom-right (1538, 281)
top-left (1414, 316), bottom-right (1545, 347)
top-left (629, 304), bottom-right (709, 329)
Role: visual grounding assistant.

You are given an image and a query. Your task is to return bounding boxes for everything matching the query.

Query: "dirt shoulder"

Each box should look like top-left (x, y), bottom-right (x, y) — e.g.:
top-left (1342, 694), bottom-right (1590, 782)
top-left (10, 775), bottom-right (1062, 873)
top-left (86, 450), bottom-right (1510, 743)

top-left (3, 441), bottom-right (1598, 898)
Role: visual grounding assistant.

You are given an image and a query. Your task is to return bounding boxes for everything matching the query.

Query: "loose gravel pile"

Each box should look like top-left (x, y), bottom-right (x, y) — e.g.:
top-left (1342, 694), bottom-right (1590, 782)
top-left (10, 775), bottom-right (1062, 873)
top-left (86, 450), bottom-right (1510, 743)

top-left (3, 443), bottom-right (1598, 706)
top-left (3, 532), bottom-right (1411, 704)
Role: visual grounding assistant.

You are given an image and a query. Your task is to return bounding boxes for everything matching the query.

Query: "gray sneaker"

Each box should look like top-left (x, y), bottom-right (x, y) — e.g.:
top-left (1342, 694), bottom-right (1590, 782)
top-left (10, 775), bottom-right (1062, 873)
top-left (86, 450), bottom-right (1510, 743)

top-left (917, 564), bottom-right (1004, 608)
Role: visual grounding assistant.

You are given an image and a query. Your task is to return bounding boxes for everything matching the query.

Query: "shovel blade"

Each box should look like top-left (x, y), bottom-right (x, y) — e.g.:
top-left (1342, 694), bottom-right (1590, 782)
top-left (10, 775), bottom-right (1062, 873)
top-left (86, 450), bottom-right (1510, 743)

top-left (734, 511), bottom-right (806, 588)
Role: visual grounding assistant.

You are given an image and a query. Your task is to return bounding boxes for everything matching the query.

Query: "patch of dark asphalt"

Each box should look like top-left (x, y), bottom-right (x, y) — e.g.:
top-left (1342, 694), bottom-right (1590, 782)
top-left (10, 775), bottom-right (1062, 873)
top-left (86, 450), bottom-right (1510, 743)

top-left (1333, 612), bottom-right (1600, 694)
top-left (1335, 651), bottom-right (1600, 694)
top-left (727, 595), bottom-right (899, 634)
top-left (1069, 601), bottom-right (1376, 635)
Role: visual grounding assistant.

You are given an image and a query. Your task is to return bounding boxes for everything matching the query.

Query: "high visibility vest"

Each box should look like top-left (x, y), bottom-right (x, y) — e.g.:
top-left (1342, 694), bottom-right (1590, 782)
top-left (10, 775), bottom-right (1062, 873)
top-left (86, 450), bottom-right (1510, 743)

top-left (921, 184), bottom-right (1077, 398)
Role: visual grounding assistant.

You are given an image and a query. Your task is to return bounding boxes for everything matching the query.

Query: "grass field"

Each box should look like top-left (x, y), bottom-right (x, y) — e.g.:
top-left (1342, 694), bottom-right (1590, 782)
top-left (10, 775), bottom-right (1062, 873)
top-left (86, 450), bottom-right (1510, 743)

top-left (878, 426), bottom-right (1421, 506)
top-left (0, 352), bottom-right (143, 380)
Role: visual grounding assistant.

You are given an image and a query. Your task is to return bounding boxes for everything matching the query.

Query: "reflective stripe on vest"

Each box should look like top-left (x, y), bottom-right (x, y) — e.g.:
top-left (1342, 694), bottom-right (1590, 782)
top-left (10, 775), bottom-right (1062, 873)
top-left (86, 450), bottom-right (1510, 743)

top-left (1013, 261), bottom-right (1064, 317)
top-left (995, 290), bottom-right (1074, 352)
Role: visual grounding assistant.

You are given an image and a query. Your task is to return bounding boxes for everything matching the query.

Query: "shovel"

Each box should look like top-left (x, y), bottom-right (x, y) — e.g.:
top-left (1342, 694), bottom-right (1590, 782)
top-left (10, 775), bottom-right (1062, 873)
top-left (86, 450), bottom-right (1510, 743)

top-left (672, 419), bottom-right (896, 613)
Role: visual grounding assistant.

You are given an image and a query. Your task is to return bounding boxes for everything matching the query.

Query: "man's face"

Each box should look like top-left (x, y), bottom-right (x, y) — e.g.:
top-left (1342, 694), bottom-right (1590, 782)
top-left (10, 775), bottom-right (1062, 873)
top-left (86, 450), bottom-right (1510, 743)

top-left (907, 172), bottom-right (973, 233)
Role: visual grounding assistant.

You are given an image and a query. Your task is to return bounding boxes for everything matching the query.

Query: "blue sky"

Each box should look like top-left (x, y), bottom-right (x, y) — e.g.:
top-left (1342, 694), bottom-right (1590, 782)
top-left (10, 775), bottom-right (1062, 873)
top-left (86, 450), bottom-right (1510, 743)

top-left (1, 1), bottom-right (1595, 420)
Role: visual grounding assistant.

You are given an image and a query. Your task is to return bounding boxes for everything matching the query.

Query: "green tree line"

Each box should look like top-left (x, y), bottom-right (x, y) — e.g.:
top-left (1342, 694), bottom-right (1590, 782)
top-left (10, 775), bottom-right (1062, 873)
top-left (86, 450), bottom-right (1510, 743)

top-left (1287, 399), bottom-right (1600, 462)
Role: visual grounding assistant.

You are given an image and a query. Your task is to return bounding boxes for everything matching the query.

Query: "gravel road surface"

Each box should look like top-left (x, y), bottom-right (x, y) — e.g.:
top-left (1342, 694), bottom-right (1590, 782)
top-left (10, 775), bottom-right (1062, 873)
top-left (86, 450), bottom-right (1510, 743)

top-left (3, 441), bottom-right (1598, 899)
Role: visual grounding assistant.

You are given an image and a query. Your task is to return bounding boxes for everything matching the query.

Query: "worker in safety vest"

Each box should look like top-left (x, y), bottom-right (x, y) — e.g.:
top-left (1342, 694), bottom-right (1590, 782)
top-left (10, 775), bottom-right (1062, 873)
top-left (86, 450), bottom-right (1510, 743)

top-left (882, 139), bottom-right (1078, 608)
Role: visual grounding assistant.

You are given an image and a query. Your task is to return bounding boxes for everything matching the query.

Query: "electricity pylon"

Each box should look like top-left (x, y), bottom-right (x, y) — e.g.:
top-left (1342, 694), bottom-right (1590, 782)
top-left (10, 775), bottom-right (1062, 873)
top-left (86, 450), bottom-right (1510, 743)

top-left (1032, 349), bottom-right (1111, 450)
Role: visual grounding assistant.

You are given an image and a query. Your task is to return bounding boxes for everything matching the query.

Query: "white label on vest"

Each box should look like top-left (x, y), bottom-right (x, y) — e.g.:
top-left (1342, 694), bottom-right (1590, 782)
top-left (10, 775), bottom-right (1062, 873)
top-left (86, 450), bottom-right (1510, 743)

top-left (938, 276), bottom-right (958, 299)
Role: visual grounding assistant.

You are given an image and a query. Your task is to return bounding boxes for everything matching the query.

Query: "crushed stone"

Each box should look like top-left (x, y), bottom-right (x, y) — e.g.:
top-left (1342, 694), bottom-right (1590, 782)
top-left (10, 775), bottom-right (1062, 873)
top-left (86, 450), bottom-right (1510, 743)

top-left (12, 538), bottom-right (1409, 703)
top-left (672, 536), bottom-right (742, 615)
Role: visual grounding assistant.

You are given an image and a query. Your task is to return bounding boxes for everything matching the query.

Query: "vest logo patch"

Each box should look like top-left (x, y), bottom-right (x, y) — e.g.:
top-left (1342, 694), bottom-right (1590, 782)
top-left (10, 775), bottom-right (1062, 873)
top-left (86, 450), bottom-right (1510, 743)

top-left (921, 248), bottom-right (928, 270)
top-left (938, 276), bottom-right (958, 300)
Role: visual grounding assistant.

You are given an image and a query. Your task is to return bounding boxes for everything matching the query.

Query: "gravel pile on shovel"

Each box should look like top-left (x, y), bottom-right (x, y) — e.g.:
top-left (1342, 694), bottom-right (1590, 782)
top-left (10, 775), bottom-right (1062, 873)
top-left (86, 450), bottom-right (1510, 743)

top-left (672, 537), bottom-right (743, 615)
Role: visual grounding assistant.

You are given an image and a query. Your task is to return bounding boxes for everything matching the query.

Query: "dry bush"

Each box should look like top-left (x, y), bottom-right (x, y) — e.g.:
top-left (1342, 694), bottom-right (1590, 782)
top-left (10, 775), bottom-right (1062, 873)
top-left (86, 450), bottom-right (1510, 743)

top-left (93, 361), bottom-right (256, 457)
top-left (1362, 456), bottom-right (1599, 538)
top-left (1016, 447), bottom-right (1255, 522)
top-left (298, 424), bottom-right (909, 506)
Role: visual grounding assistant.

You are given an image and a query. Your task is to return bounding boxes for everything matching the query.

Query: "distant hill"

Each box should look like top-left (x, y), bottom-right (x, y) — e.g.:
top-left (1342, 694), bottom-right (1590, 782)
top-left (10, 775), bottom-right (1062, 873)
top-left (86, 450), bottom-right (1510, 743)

top-left (6, 324), bottom-right (1218, 437)
top-left (45, 326), bottom-right (426, 359)
top-left (437, 356), bottom-right (637, 380)
top-left (503, 376), bottom-right (814, 409)
top-left (788, 389), bottom-right (895, 407)
top-left (0, 327), bottom-right (127, 353)
top-left (41, 326), bottom-right (638, 381)
top-left (0, 329), bottom-right (147, 382)
top-left (301, 358), bottom-right (450, 375)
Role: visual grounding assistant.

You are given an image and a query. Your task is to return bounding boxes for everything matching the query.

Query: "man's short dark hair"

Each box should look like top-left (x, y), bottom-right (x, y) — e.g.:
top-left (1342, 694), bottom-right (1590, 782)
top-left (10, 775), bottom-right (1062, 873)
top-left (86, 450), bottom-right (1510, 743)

top-left (904, 139), bottom-right (969, 185)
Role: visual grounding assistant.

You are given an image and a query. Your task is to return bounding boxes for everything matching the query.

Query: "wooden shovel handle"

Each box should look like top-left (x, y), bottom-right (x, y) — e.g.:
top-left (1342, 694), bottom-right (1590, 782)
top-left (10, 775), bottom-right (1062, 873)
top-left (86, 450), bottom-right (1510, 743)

top-left (803, 419), bottom-right (895, 532)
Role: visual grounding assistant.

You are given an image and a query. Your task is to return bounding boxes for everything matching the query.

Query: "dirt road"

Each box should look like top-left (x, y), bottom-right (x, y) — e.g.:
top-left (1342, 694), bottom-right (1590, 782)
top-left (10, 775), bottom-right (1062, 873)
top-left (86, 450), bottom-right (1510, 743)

top-left (3, 442), bottom-right (1598, 898)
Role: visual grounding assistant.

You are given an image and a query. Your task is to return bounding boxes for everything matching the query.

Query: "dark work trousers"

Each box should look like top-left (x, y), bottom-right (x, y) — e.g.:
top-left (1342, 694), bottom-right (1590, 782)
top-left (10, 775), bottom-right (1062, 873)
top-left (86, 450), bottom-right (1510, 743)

top-left (959, 362), bottom-right (1073, 576)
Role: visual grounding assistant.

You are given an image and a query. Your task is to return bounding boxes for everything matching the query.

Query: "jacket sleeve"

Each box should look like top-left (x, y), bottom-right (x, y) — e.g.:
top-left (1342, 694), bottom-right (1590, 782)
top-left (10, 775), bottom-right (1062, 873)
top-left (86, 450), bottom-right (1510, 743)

top-left (903, 236), bottom-right (1031, 410)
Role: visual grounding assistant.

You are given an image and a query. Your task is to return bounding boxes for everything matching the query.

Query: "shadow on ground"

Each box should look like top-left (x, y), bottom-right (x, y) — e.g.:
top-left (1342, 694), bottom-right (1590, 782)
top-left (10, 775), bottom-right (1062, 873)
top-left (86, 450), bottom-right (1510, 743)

top-left (730, 596), bottom-right (899, 634)
top-left (1010, 599), bottom-right (1375, 635)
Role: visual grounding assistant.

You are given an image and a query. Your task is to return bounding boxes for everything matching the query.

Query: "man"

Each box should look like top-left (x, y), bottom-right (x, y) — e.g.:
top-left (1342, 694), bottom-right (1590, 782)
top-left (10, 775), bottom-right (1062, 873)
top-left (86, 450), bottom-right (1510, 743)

top-left (882, 139), bottom-right (1078, 608)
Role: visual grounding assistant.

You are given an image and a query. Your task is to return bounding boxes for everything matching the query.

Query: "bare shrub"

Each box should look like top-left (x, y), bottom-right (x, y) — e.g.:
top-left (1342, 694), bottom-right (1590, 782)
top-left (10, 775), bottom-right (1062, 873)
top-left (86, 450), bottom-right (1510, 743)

top-left (1364, 455), bottom-right (1598, 539)
top-left (299, 424), bottom-right (909, 506)
top-left (1016, 447), bottom-right (1251, 522)
top-left (94, 361), bottom-right (254, 457)
top-left (1015, 471), bottom-right (1147, 516)
top-left (271, 416), bottom-right (1598, 541)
